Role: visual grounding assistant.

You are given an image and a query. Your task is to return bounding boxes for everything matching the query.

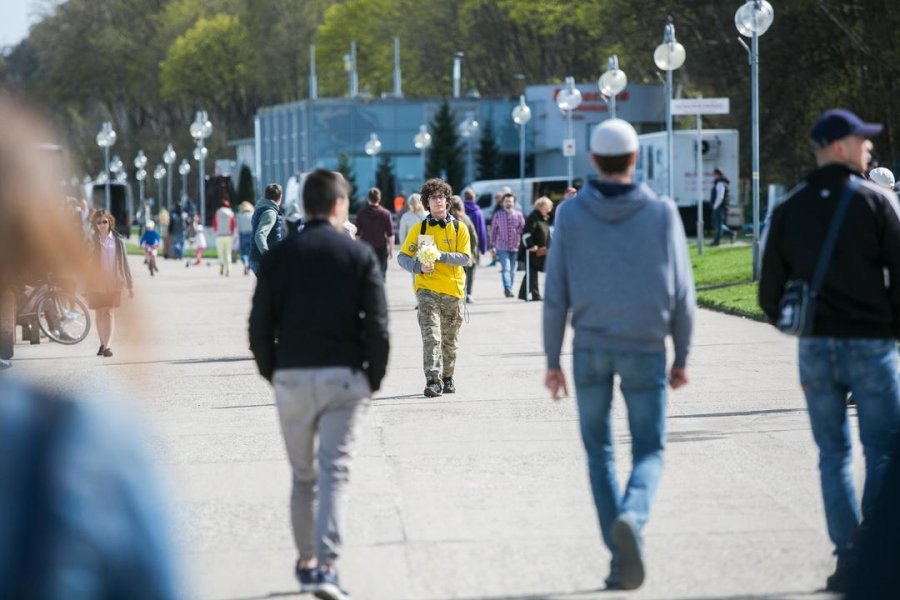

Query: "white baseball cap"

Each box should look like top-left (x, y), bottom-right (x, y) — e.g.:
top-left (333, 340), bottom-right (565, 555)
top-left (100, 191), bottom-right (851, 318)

top-left (590, 118), bottom-right (639, 156)
top-left (868, 167), bottom-right (895, 190)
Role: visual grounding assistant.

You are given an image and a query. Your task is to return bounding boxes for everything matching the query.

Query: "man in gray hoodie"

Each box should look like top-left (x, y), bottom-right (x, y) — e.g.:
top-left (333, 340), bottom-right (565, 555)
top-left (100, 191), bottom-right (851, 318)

top-left (543, 119), bottom-right (696, 591)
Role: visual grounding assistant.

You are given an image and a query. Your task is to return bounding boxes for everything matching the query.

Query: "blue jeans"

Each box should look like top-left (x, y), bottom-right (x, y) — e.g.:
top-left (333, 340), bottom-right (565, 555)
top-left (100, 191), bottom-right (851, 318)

top-left (798, 337), bottom-right (900, 565)
top-left (496, 250), bottom-right (517, 291)
top-left (573, 348), bottom-right (667, 557)
top-left (171, 232), bottom-right (185, 259)
top-left (239, 232), bottom-right (252, 266)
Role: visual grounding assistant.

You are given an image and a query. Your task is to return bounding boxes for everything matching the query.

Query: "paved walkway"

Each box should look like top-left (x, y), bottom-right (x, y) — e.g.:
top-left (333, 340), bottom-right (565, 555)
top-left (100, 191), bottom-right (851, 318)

top-left (10, 252), bottom-right (853, 599)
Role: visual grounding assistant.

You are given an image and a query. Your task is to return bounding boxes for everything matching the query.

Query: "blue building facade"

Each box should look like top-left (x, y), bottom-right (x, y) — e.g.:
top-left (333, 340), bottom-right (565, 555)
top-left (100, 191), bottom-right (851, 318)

top-left (251, 83), bottom-right (666, 198)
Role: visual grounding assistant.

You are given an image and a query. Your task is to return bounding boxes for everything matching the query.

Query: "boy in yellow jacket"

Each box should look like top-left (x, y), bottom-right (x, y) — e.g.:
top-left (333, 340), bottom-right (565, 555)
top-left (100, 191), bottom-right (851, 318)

top-left (398, 178), bottom-right (471, 397)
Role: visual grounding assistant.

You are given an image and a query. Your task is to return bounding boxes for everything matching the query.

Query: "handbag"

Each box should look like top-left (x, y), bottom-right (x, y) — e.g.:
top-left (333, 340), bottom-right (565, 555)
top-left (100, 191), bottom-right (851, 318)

top-left (777, 176), bottom-right (861, 336)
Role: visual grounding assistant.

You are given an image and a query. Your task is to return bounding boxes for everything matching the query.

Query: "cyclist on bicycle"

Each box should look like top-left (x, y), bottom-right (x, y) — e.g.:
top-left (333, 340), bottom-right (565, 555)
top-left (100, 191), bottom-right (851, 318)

top-left (140, 221), bottom-right (161, 277)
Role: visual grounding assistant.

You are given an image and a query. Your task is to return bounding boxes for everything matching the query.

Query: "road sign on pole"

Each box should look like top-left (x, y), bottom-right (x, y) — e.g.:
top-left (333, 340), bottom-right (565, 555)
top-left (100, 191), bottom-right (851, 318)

top-left (671, 97), bottom-right (730, 116)
top-left (562, 138), bottom-right (576, 158)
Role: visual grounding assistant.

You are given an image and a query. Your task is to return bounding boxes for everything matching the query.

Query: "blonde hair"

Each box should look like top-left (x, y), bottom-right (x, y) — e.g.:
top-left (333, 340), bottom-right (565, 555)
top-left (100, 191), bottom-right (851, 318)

top-left (407, 193), bottom-right (423, 212)
top-left (534, 196), bottom-right (553, 211)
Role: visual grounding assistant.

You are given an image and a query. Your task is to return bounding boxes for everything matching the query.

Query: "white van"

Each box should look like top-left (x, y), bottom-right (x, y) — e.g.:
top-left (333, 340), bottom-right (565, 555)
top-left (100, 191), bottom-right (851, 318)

top-left (468, 177), bottom-right (573, 220)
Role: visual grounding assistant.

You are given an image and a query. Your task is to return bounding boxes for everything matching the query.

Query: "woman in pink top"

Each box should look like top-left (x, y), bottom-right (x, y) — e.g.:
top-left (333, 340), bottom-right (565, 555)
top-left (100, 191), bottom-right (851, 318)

top-left (88, 210), bottom-right (133, 357)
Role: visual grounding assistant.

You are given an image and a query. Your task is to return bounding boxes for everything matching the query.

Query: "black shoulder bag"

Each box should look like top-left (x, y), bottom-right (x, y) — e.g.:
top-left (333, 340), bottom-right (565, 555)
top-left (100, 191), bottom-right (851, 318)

top-left (777, 176), bottom-right (861, 336)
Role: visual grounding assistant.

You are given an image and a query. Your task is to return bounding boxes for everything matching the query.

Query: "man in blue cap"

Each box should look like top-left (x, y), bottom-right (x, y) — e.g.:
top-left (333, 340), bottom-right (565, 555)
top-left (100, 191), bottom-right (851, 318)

top-left (759, 109), bottom-right (900, 593)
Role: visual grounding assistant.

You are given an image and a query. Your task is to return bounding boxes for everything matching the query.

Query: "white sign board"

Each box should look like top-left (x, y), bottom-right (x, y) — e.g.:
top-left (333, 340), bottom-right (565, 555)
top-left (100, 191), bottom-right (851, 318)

top-left (562, 138), bottom-right (576, 157)
top-left (671, 98), bottom-right (730, 116)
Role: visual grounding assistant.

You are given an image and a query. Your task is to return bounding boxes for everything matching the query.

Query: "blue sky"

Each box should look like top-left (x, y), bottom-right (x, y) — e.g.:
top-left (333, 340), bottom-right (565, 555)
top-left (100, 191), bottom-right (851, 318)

top-left (1, 1), bottom-right (40, 49)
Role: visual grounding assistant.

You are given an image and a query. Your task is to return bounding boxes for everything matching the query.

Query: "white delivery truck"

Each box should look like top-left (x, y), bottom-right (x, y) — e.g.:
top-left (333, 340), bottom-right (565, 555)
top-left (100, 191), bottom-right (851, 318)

top-left (636, 129), bottom-right (741, 236)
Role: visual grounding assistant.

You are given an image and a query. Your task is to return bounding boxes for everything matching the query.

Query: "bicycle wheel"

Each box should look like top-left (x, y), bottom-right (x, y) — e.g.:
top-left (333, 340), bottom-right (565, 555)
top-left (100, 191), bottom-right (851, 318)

top-left (37, 292), bottom-right (91, 345)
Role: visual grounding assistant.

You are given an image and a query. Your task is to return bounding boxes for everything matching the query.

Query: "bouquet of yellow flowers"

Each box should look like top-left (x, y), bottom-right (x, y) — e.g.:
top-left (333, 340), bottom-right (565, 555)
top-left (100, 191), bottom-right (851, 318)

top-left (416, 243), bottom-right (442, 268)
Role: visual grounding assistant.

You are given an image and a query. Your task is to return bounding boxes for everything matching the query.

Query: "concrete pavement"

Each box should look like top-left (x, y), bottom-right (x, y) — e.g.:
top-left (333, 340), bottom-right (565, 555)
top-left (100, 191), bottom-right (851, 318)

top-left (9, 251), bottom-right (854, 599)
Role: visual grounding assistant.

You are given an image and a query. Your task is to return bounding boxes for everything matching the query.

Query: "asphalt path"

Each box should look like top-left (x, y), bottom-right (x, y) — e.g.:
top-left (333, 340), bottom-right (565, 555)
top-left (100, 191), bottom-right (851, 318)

top-left (10, 251), bottom-right (853, 600)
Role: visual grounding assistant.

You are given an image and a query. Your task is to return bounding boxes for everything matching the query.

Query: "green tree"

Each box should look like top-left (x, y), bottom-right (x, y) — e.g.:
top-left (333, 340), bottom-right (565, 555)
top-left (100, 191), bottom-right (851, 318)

top-left (426, 99), bottom-right (465, 191)
top-left (375, 154), bottom-right (396, 204)
top-left (160, 14), bottom-right (259, 130)
top-left (476, 119), bottom-right (502, 180)
top-left (336, 152), bottom-right (357, 203)
top-left (237, 164), bottom-right (255, 204)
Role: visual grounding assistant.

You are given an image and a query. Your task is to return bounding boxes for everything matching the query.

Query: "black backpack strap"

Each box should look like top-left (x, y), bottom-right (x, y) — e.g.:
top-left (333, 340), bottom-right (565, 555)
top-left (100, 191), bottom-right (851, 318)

top-left (810, 176), bottom-right (862, 294)
top-left (420, 218), bottom-right (428, 236)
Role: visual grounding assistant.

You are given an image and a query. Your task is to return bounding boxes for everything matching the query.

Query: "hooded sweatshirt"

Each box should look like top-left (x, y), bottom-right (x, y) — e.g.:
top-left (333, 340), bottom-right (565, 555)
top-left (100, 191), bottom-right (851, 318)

top-left (543, 181), bottom-right (696, 369)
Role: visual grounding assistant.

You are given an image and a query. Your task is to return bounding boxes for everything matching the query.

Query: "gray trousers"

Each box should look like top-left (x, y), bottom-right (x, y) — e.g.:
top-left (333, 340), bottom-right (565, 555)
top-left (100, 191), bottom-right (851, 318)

top-left (273, 367), bottom-right (370, 564)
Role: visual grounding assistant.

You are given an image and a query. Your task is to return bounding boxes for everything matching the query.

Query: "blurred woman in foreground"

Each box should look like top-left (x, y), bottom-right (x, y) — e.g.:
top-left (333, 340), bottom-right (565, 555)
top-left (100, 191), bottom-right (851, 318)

top-left (0, 95), bottom-right (179, 599)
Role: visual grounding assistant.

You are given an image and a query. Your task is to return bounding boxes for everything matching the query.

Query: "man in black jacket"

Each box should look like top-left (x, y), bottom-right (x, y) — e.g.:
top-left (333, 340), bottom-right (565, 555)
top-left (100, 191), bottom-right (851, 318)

top-left (249, 169), bottom-right (389, 600)
top-left (759, 109), bottom-right (900, 593)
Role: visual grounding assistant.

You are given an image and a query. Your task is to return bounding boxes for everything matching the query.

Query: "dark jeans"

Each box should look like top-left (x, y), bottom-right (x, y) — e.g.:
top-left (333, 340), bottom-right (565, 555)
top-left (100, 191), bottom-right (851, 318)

top-left (464, 265), bottom-right (476, 296)
top-left (711, 205), bottom-right (733, 244)
top-left (375, 251), bottom-right (388, 280)
top-left (518, 263), bottom-right (540, 299)
top-left (171, 232), bottom-right (185, 259)
top-left (798, 337), bottom-right (900, 567)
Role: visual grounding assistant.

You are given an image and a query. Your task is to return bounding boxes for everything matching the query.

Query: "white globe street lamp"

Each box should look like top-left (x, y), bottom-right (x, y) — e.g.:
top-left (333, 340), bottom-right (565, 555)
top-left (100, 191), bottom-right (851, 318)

top-left (135, 152), bottom-right (148, 222)
top-left (364, 133), bottom-right (382, 191)
top-left (599, 55), bottom-right (628, 119)
top-left (654, 22), bottom-right (686, 203)
top-left (153, 164), bottom-right (166, 217)
top-left (413, 125), bottom-right (432, 184)
top-left (511, 96), bottom-right (532, 201)
top-left (736, 0), bottom-right (774, 280)
top-left (178, 159), bottom-right (191, 204)
top-left (163, 144), bottom-right (177, 211)
top-left (190, 110), bottom-right (213, 226)
top-left (458, 111), bottom-right (479, 185)
top-left (95, 121), bottom-right (116, 211)
top-left (556, 76), bottom-right (582, 188)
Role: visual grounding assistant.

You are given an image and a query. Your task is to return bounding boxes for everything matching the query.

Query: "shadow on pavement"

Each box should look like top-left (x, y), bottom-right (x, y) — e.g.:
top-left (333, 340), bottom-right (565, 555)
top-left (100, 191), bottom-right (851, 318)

top-left (213, 403), bottom-right (275, 410)
top-left (670, 408), bottom-right (807, 420)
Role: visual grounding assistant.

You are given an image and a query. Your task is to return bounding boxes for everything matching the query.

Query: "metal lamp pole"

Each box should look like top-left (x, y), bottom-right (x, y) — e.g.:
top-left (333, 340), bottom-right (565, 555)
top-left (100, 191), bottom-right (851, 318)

top-left (95, 121), bottom-right (116, 212)
top-left (134, 150), bottom-right (148, 220)
top-left (178, 159), bottom-right (191, 202)
top-left (737, 0), bottom-right (774, 280)
top-left (599, 55), bottom-right (628, 120)
top-left (190, 110), bottom-right (213, 226)
top-left (364, 133), bottom-right (382, 190)
top-left (414, 125), bottom-right (432, 185)
top-left (511, 96), bottom-right (532, 202)
top-left (556, 77), bottom-right (582, 188)
top-left (153, 165), bottom-right (166, 215)
top-left (654, 23), bottom-right (687, 202)
top-left (458, 111), bottom-right (479, 185)
top-left (163, 144), bottom-right (176, 210)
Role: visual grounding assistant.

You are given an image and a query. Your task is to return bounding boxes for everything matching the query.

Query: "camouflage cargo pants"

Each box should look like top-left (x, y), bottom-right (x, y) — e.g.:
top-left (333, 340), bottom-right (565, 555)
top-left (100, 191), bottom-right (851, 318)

top-left (416, 289), bottom-right (463, 382)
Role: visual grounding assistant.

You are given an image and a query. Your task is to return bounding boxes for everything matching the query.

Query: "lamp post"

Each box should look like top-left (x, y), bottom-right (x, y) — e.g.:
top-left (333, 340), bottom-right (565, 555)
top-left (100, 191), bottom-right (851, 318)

top-left (190, 110), bottom-right (213, 225)
top-left (178, 159), bottom-right (191, 203)
top-left (458, 111), bottom-right (479, 185)
top-left (134, 151), bottom-right (148, 220)
top-left (413, 125), bottom-right (432, 185)
top-left (736, 0), bottom-right (774, 280)
top-left (556, 76), bottom-right (582, 188)
top-left (364, 133), bottom-right (382, 190)
top-left (343, 42), bottom-right (358, 98)
top-left (153, 164), bottom-right (166, 216)
top-left (511, 96), bottom-right (532, 202)
top-left (654, 22), bottom-right (687, 202)
top-left (599, 55), bottom-right (628, 120)
top-left (163, 144), bottom-right (176, 210)
top-left (95, 121), bottom-right (116, 212)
